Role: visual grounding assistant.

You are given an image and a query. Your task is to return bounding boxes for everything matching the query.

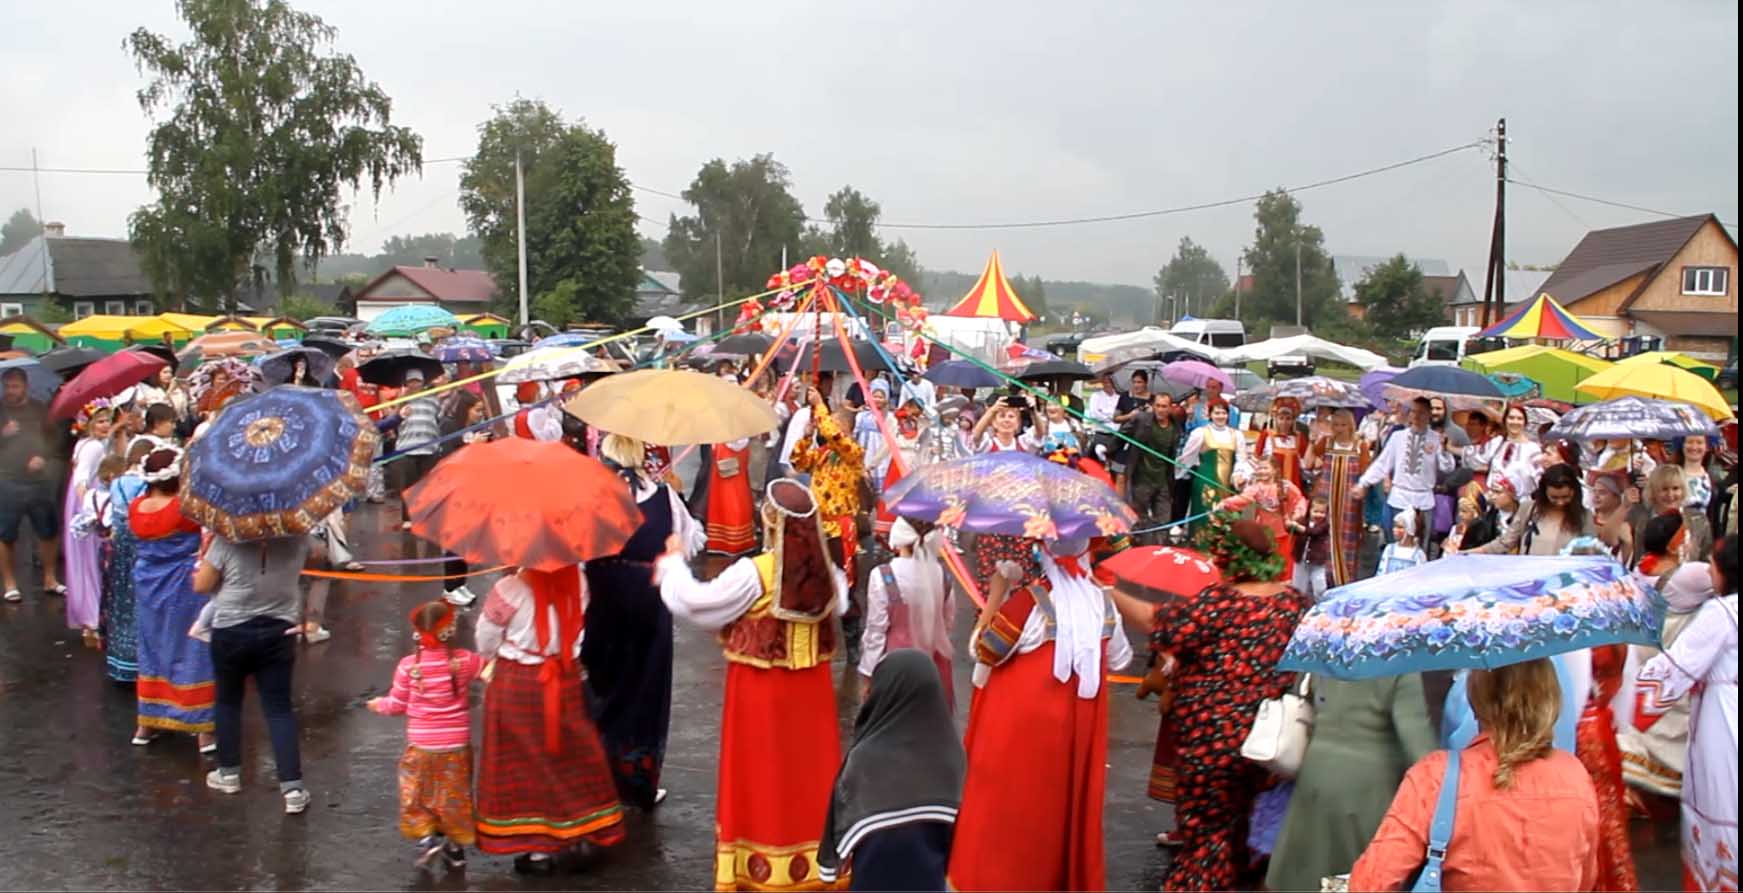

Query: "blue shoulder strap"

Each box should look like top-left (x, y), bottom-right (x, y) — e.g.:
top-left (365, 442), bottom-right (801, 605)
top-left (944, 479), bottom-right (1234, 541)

top-left (1412, 747), bottom-right (1462, 893)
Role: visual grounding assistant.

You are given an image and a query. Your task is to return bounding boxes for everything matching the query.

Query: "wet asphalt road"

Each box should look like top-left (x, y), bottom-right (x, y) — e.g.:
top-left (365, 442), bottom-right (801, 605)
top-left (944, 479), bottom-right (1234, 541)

top-left (0, 498), bottom-right (1680, 891)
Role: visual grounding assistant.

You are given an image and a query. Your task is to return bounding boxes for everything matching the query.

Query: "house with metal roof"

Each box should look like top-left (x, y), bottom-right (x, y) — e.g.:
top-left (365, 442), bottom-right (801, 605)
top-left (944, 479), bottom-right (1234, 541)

top-left (1533, 214), bottom-right (1737, 360)
top-left (0, 223), bottom-right (159, 320)
top-left (350, 259), bottom-right (498, 323)
top-left (1445, 269), bottom-right (1553, 327)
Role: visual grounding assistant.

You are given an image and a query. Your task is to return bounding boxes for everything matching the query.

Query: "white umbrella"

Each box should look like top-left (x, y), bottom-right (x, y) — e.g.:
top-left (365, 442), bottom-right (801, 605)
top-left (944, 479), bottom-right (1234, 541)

top-left (647, 315), bottom-right (684, 334)
top-left (498, 345), bottom-right (619, 383)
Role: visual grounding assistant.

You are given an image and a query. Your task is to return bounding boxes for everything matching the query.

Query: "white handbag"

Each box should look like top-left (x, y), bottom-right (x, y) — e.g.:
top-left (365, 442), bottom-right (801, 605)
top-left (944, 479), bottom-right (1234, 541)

top-left (1241, 673), bottom-right (1313, 777)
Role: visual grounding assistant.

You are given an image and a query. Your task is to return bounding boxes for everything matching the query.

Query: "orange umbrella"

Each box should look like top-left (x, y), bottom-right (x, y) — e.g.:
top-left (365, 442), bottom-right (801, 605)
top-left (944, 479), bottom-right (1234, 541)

top-left (178, 330), bottom-right (279, 365)
top-left (404, 438), bottom-right (641, 571)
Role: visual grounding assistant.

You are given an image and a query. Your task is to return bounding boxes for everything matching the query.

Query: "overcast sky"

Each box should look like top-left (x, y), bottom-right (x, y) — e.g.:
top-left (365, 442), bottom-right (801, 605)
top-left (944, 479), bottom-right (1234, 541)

top-left (2, 0), bottom-right (1736, 288)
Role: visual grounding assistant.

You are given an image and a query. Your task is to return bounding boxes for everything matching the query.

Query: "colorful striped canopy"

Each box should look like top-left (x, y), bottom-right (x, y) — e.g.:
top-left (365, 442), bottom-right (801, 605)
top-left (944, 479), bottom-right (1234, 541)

top-left (944, 250), bottom-right (1036, 323)
top-left (1478, 292), bottom-right (1604, 341)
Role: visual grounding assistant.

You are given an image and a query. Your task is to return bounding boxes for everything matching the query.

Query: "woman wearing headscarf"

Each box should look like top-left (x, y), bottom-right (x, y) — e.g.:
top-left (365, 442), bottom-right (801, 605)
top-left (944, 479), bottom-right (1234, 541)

top-left (1253, 396), bottom-right (1306, 494)
top-left (819, 649), bottom-right (966, 892)
top-left (581, 433), bottom-right (703, 812)
top-left (127, 446), bottom-right (216, 753)
top-left (657, 479), bottom-right (850, 892)
top-left (949, 536), bottom-right (1135, 891)
top-left (474, 563), bottom-right (626, 873)
top-left (859, 519), bottom-right (954, 708)
top-left (1110, 515), bottom-right (1312, 892)
top-left (1634, 538), bottom-right (1737, 893)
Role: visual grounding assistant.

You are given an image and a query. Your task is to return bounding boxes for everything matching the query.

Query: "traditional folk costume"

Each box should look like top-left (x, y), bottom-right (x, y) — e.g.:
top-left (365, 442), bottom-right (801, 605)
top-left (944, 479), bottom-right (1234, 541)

top-left (103, 467), bottom-right (147, 683)
top-left (1310, 435), bottom-right (1369, 586)
top-left (860, 520), bottom-right (954, 709)
top-left (819, 650), bottom-right (965, 891)
top-left (372, 604), bottom-right (487, 856)
top-left (948, 539), bottom-right (1135, 892)
top-left (1218, 479), bottom-right (1306, 577)
top-left (971, 429), bottom-right (1044, 594)
top-left (1636, 593), bottom-right (1738, 893)
top-left (870, 410), bottom-right (923, 545)
top-left (1358, 424), bottom-right (1452, 545)
top-left (1574, 644), bottom-right (1641, 892)
top-left (582, 463), bottom-right (703, 810)
top-left (658, 479), bottom-right (850, 892)
top-left (474, 567), bottom-right (626, 856)
top-left (130, 483), bottom-right (215, 734)
top-left (1177, 413), bottom-right (1249, 526)
top-left (1253, 399), bottom-right (1306, 494)
top-left (706, 439), bottom-right (758, 556)
top-left (1618, 562), bottom-right (1709, 799)
top-left (62, 405), bottom-right (110, 632)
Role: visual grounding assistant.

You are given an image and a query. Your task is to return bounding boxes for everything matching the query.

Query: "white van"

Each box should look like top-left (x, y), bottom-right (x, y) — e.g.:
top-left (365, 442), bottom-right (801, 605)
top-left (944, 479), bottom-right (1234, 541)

top-left (1411, 326), bottom-right (1482, 367)
top-left (1169, 318), bottom-right (1247, 350)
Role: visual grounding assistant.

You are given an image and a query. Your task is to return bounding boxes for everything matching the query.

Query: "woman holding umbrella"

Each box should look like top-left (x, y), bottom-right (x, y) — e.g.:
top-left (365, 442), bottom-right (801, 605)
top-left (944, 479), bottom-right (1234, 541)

top-left (127, 446), bottom-right (216, 753)
top-left (581, 433), bottom-right (704, 812)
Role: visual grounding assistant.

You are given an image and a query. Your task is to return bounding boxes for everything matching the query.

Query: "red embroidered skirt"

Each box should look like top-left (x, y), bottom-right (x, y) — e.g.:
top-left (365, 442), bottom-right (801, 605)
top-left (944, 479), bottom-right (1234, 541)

top-left (707, 445), bottom-right (758, 556)
top-left (948, 643), bottom-right (1109, 892)
top-left (475, 660), bottom-right (625, 854)
top-left (714, 661), bottom-right (843, 891)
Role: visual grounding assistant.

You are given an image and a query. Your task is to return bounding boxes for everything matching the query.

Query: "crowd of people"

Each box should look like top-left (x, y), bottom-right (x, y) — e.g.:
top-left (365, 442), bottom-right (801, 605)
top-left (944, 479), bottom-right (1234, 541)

top-left (0, 327), bottom-right (1738, 892)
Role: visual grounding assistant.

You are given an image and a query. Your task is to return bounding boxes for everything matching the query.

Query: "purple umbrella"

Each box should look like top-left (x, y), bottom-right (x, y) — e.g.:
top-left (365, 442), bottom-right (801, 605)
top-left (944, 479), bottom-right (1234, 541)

top-left (1161, 359), bottom-right (1234, 392)
top-left (881, 451), bottom-right (1136, 541)
top-left (1358, 365), bottom-right (1404, 407)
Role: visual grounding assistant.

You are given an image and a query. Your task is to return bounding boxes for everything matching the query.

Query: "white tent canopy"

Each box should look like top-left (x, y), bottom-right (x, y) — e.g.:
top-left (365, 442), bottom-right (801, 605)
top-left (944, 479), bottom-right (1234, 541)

top-left (1076, 327), bottom-right (1224, 366)
top-left (1219, 333), bottom-right (1388, 371)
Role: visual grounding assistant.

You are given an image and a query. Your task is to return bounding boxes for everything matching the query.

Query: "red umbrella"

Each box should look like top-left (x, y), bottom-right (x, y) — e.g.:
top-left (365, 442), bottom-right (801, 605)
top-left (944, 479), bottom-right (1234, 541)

top-left (404, 438), bottom-right (641, 571)
top-left (48, 350), bottom-right (168, 419)
top-left (1099, 545), bottom-right (1221, 604)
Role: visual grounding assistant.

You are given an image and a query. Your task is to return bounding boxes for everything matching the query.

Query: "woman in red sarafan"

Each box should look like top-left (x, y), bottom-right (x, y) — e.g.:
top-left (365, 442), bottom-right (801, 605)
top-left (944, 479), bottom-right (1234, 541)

top-left (705, 439), bottom-right (757, 556)
top-left (1576, 643), bottom-right (1641, 892)
top-left (1113, 514), bottom-right (1312, 892)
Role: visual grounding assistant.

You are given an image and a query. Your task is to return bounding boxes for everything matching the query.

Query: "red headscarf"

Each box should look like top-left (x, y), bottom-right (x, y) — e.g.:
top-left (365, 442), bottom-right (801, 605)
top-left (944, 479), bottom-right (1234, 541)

top-left (523, 566), bottom-right (585, 754)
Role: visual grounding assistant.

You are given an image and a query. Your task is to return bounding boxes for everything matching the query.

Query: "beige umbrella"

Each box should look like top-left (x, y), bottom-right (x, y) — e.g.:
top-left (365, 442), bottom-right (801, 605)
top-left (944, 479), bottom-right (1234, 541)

top-left (563, 368), bottom-right (778, 445)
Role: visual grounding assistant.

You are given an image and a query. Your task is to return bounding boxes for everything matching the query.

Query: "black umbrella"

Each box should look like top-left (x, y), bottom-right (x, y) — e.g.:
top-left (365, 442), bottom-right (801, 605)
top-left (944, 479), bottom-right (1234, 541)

top-left (775, 339), bottom-right (901, 375)
top-left (126, 344), bottom-right (178, 368)
top-left (261, 347), bottom-right (338, 386)
top-left (38, 347), bottom-right (106, 378)
top-left (357, 350), bottom-right (446, 387)
top-left (1016, 359), bottom-right (1095, 382)
top-left (714, 332), bottom-right (775, 355)
top-left (299, 336), bottom-right (354, 360)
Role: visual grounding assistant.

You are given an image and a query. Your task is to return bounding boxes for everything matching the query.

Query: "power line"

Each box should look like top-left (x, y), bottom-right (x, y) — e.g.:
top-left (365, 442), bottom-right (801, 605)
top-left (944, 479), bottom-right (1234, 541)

top-left (1506, 177), bottom-right (1736, 231)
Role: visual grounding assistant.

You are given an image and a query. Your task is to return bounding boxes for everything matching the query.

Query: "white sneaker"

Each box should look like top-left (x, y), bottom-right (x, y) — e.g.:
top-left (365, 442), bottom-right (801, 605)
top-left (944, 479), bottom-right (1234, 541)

top-left (206, 769), bottom-right (241, 794)
top-left (284, 788), bottom-right (311, 814)
top-left (444, 585), bottom-right (477, 607)
top-left (303, 625), bottom-right (332, 644)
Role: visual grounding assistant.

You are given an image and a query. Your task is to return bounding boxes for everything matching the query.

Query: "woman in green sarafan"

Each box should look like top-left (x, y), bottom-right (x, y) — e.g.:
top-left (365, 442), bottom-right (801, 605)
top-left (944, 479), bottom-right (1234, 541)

top-left (1176, 399), bottom-right (1248, 526)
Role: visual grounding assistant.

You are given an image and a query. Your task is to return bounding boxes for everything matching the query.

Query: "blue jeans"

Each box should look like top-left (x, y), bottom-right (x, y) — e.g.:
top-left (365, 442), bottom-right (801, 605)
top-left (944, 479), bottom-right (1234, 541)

top-left (210, 616), bottom-right (303, 789)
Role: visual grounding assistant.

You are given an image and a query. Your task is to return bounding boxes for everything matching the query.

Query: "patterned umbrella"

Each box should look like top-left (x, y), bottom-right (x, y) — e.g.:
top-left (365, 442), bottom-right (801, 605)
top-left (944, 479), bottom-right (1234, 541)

top-left (364, 305), bottom-right (461, 337)
top-left (433, 335), bottom-right (495, 364)
top-left (405, 438), bottom-right (640, 571)
top-left (1546, 396), bottom-right (1720, 443)
top-left (178, 330), bottom-right (279, 368)
top-left (881, 450), bottom-right (1136, 541)
top-left (498, 345), bottom-right (619, 384)
top-left (1232, 376), bottom-right (1371, 413)
top-left (1279, 554), bottom-right (1663, 679)
top-left (1099, 545), bottom-right (1221, 604)
top-left (182, 386), bottom-right (377, 542)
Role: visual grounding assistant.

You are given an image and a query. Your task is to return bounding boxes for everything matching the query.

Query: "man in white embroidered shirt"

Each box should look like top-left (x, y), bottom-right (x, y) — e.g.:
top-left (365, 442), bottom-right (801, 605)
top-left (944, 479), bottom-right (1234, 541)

top-left (1354, 396), bottom-right (1452, 549)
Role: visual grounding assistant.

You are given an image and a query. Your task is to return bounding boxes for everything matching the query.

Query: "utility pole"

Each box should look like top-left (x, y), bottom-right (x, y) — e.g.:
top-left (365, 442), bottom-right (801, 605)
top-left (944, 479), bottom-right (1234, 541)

top-left (1479, 117), bottom-right (1507, 329)
top-left (514, 147), bottom-right (529, 327)
top-left (31, 148), bottom-right (48, 301)
top-left (1234, 254), bottom-right (1243, 320)
top-left (1294, 236), bottom-right (1303, 326)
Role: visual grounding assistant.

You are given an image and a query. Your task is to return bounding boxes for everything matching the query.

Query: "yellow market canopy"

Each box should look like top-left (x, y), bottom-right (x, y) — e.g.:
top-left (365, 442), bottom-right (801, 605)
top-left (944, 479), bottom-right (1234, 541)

top-left (58, 314), bottom-right (194, 341)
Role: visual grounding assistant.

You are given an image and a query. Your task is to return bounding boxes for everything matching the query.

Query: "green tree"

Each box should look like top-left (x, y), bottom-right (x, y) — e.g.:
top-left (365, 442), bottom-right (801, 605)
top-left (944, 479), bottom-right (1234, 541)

top-left (375, 233), bottom-right (484, 270)
top-left (880, 237), bottom-right (924, 289)
top-left (0, 209), bottom-right (42, 257)
top-left (821, 186), bottom-right (880, 257)
top-left (640, 237), bottom-right (671, 272)
top-left (1355, 254), bottom-right (1445, 336)
top-left (124, 0), bottom-right (422, 310)
top-left (1240, 190), bottom-right (1344, 328)
top-left (1154, 236), bottom-right (1230, 319)
top-left (664, 155), bottom-right (806, 300)
top-left (460, 99), bottom-right (642, 324)
top-left (279, 293), bottom-right (335, 321)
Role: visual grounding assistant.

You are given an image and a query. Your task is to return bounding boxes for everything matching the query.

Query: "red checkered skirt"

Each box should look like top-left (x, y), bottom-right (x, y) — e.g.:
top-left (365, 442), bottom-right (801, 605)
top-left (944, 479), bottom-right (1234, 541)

top-left (476, 659), bottom-right (626, 854)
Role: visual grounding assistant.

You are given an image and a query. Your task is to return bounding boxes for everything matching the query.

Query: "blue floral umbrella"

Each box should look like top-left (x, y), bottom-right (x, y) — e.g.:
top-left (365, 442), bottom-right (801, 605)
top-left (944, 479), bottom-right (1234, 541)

top-left (881, 450), bottom-right (1135, 540)
top-left (1279, 554), bottom-right (1664, 679)
top-left (364, 305), bottom-right (460, 337)
top-left (434, 335), bottom-right (495, 364)
top-left (182, 386), bottom-right (378, 542)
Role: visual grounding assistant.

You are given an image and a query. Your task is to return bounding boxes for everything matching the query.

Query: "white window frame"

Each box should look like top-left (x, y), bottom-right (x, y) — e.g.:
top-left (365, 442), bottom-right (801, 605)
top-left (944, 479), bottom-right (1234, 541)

top-left (135, 300), bottom-right (154, 315)
top-left (104, 299), bottom-right (127, 315)
top-left (73, 301), bottom-right (96, 319)
top-left (1681, 266), bottom-right (1729, 296)
top-left (1, 302), bottom-right (23, 318)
